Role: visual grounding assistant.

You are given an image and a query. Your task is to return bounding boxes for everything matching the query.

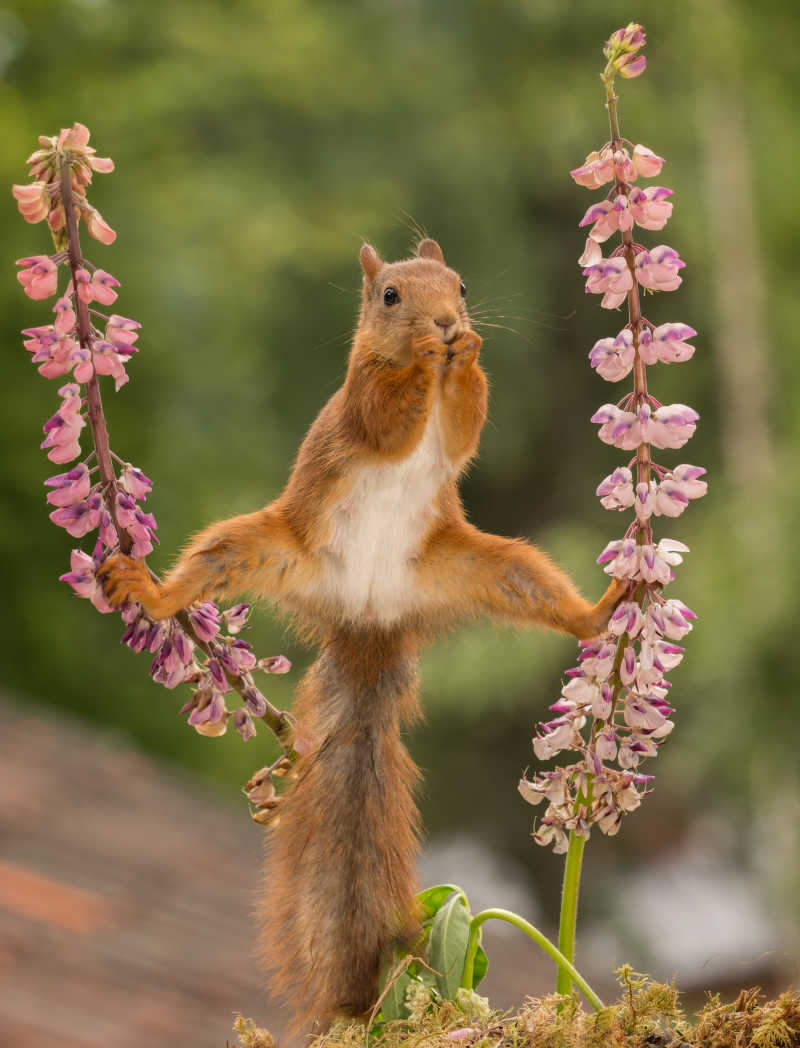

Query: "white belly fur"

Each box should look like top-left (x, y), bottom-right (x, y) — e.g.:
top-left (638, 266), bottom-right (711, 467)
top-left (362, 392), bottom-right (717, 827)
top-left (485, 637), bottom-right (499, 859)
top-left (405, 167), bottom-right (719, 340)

top-left (320, 403), bottom-right (452, 622)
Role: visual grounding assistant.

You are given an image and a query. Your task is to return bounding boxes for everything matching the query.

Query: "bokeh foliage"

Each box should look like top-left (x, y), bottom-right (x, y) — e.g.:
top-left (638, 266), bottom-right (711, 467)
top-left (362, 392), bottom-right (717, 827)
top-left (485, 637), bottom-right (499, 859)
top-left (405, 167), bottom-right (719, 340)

top-left (2, 0), bottom-right (798, 962)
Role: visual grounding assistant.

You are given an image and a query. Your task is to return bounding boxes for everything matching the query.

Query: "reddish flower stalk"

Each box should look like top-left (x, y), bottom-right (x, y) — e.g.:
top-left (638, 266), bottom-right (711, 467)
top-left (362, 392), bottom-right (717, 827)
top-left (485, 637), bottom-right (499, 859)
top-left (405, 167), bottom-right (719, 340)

top-left (14, 124), bottom-right (302, 812)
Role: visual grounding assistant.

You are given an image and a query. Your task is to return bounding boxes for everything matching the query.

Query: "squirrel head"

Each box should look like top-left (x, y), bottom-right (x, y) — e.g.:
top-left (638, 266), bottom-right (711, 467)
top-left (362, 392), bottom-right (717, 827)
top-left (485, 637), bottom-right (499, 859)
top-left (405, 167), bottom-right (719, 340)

top-left (354, 238), bottom-right (470, 364)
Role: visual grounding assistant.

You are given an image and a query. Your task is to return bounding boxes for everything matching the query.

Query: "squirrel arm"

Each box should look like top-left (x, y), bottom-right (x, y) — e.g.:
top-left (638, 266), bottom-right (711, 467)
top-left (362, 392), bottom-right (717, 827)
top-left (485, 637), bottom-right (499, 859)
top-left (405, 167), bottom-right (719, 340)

top-left (102, 505), bottom-right (304, 620)
top-left (345, 338), bottom-right (442, 457)
top-left (420, 521), bottom-right (625, 639)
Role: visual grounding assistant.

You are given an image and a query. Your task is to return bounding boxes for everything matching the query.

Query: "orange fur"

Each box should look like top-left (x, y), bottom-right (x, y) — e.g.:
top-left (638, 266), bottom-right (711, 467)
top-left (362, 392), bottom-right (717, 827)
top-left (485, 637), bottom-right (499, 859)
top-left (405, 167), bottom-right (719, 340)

top-left (102, 238), bottom-right (622, 1029)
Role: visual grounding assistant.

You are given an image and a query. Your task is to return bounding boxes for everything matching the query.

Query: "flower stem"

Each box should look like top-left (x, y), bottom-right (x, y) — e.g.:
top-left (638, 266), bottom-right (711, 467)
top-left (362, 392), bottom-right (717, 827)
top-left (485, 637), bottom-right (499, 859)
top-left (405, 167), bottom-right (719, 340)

top-left (461, 907), bottom-right (603, 1011)
top-left (555, 829), bottom-right (587, 997)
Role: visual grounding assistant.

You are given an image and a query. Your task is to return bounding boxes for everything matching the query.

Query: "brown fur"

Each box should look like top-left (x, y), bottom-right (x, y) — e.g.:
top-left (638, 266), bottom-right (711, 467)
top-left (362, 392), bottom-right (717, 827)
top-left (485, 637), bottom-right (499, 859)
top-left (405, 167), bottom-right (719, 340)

top-left (102, 238), bottom-right (624, 1028)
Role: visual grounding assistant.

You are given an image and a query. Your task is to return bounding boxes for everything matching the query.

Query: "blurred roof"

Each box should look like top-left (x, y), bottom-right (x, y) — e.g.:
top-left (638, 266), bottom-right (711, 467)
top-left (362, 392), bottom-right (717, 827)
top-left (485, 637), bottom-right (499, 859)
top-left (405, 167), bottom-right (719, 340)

top-left (0, 694), bottom-right (291, 1047)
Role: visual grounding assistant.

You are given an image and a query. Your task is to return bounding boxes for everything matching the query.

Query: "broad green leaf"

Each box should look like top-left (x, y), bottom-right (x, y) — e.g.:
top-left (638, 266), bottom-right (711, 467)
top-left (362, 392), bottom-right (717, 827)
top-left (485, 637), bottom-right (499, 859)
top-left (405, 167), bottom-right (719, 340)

top-left (429, 892), bottom-right (471, 1000)
top-left (417, 884), bottom-right (463, 922)
top-left (472, 943), bottom-right (489, 988)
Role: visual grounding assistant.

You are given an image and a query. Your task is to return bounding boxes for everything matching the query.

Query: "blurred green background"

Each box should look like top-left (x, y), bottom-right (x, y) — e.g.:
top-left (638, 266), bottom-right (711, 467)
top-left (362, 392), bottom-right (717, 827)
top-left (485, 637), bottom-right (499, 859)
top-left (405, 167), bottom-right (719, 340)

top-left (2, 0), bottom-right (797, 998)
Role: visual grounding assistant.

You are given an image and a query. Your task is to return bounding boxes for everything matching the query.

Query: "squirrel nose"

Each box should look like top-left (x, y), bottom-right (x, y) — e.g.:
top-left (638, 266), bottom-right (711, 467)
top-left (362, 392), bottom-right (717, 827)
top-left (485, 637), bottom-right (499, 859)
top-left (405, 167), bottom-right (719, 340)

top-left (435, 314), bottom-right (458, 343)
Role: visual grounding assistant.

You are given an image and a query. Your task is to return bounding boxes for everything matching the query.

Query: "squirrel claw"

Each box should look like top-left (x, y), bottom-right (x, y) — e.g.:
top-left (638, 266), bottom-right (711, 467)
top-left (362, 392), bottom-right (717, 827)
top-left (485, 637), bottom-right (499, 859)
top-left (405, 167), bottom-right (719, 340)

top-left (447, 330), bottom-right (482, 368)
top-left (410, 333), bottom-right (446, 361)
top-left (101, 552), bottom-right (161, 613)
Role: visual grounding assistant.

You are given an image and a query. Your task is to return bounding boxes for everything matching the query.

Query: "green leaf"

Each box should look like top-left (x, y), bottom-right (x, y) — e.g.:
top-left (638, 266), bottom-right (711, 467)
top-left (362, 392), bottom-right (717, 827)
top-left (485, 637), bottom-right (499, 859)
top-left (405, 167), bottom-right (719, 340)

top-left (417, 884), bottom-right (463, 922)
top-left (429, 892), bottom-right (472, 1000)
top-left (472, 943), bottom-right (489, 988)
top-left (378, 951), bottom-right (412, 1022)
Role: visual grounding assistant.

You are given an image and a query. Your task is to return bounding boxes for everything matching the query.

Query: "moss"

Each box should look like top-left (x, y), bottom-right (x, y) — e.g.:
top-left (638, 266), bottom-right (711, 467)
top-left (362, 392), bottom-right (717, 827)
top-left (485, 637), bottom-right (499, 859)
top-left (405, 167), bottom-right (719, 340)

top-left (232, 980), bottom-right (800, 1048)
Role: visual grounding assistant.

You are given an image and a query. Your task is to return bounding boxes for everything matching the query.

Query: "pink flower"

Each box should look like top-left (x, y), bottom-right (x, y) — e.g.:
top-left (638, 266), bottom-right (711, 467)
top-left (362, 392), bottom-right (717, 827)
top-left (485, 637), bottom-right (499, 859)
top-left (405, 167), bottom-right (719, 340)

top-left (53, 295), bottom-right (76, 335)
top-left (583, 255), bottom-right (633, 309)
top-left (45, 463), bottom-right (92, 507)
top-left (85, 207), bottom-right (116, 244)
top-left (632, 144), bottom-right (664, 178)
top-left (92, 340), bottom-right (129, 390)
top-left (590, 403), bottom-right (639, 450)
top-left (634, 480), bottom-right (657, 521)
top-left (588, 327), bottom-right (635, 381)
top-left (634, 244), bottom-right (685, 292)
top-left (17, 255), bottom-right (59, 300)
top-left (223, 603), bottom-right (251, 634)
top-left (609, 601), bottom-right (645, 639)
top-left (40, 410), bottom-right (85, 463)
top-left (12, 182), bottom-right (50, 223)
top-left (59, 547), bottom-right (114, 613)
top-left (597, 537), bottom-right (639, 579)
top-left (653, 479), bottom-right (689, 517)
top-left (49, 493), bottom-right (103, 537)
top-left (257, 654), bottom-right (292, 674)
top-left (69, 346), bottom-right (94, 383)
top-left (638, 538), bottom-right (689, 585)
top-left (579, 195), bottom-right (634, 243)
top-left (670, 463), bottom-right (708, 499)
top-left (106, 314), bottom-right (141, 346)
top-left (639, 323), bottom-right (697, 365)
top-left (188, 601), bottom-right (221, 642)
top-left (91, 269), bottom-right (120, 305)
top-left (628, 186), bottom-right (673, 230)
top-left (648, 403), bottom-right (699, 449)
top-left (596, 466), bottom-right (634, 510)
top-left (74, 267), bottom-right (94, 303)
top-left (120, 463), bottom-right (152, 501)
top-left (618, 54), bottom-right (646, 78)
top-left (570, 147), bottom-right (615, 188)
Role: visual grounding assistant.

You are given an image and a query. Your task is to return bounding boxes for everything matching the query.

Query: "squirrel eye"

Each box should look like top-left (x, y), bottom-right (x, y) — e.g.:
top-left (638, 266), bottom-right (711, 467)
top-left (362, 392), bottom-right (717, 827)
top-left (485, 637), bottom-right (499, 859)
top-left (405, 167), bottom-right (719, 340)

top-left (459, 281), bottom-right (467, 298)
top-left (383, 286), bottom-right (399, 306)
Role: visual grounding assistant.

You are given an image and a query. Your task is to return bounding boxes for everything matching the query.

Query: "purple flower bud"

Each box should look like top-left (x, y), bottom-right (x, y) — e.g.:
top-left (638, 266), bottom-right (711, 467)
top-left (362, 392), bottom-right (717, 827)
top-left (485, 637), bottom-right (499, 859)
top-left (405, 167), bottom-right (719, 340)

top-left (233, 708), bottom-right (256, 741)
top-left (243, 684), bottom-right (268, 718)
top-left (224, 603), bottom-right (251, 634)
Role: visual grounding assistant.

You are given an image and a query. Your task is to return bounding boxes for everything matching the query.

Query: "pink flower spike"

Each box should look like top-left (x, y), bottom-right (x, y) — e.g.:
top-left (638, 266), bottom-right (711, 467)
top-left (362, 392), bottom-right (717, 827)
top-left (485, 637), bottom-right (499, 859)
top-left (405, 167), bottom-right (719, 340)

top-left (91, 269), bottom-right (120, 305)
top-left (632, 144), bottom-right (665, 178)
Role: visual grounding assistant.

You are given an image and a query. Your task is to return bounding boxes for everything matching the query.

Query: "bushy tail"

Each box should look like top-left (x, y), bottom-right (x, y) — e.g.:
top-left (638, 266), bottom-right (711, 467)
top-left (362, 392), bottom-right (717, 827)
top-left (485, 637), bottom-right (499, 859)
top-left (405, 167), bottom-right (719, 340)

top-left (258, 627), bottom-right (421, 1029)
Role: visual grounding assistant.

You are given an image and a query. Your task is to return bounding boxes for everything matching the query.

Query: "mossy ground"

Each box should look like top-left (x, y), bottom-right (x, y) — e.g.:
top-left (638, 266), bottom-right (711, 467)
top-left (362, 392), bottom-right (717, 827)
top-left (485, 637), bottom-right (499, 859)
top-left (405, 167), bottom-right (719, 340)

top-left (230, 970), bottom-right (800, 1048)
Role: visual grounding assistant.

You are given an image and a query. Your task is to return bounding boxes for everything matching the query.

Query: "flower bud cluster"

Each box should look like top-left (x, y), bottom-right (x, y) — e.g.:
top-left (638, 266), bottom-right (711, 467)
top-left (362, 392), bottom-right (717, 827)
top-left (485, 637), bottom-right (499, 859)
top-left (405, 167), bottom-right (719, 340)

top-left (15, 123), bottom-right (292, 746)
top-left (521, 33), bottom-right (706, 851)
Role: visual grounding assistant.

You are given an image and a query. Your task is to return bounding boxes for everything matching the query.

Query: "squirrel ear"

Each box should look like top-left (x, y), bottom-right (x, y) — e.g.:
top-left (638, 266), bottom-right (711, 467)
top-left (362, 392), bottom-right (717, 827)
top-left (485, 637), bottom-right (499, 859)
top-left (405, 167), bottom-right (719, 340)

top-left (417, 238), bottom-right (445, 264)
top-left (359, 243), bottom-right (383, 280)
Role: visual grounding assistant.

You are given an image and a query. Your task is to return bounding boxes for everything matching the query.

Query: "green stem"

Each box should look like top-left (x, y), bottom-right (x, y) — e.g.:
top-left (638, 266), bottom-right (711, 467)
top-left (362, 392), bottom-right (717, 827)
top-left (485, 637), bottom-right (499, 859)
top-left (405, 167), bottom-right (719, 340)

top-left (556, 829), bottom-right (586, 997)
top-left (460, 907), bottom-right (603, 1012)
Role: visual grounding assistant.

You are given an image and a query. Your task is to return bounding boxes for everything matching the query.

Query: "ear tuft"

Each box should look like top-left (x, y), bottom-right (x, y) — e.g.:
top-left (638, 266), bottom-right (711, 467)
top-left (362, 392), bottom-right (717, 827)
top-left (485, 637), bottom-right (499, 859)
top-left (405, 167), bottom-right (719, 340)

top-left (359, 243), bottom-right (383, 280)
top-left (417, 238), bottom-right (445, 264)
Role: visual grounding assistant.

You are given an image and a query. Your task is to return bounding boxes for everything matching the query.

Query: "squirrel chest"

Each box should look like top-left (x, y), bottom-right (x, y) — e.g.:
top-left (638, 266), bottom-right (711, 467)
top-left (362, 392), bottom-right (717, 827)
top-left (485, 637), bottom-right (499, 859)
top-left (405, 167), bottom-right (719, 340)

top-left (319, 402), bottom-right (453, 622)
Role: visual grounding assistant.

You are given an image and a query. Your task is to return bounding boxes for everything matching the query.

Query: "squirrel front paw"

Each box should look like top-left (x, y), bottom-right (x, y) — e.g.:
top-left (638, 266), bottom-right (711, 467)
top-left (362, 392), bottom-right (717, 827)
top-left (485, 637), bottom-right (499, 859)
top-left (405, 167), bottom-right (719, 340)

top-left (446, 330), bottom-right (482, 369)
top-left (101, 552), bottom-right (165, 617)
top-left (410, 333), bottom-right (447, 363)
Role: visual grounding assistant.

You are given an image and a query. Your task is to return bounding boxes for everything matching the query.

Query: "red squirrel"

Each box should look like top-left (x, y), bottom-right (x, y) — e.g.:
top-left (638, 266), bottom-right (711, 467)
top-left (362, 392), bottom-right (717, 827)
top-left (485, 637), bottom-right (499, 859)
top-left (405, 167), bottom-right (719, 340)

top-left (102, 238), bottom-right (624, 1027)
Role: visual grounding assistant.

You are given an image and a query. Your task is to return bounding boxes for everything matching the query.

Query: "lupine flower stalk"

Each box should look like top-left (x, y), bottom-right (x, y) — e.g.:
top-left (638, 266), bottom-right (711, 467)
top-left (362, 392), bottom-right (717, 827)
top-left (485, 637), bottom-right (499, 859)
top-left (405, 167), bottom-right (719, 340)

top-left (517, 26), bottom-right (706, 992)
top-left (14, 124), bottom-right (301, 815)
